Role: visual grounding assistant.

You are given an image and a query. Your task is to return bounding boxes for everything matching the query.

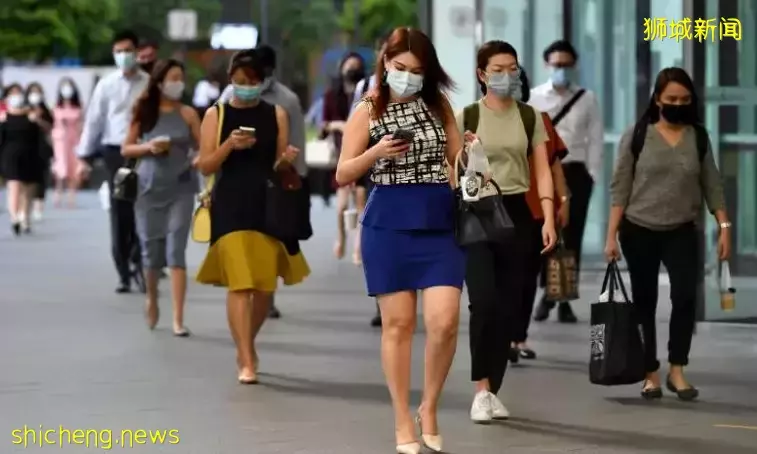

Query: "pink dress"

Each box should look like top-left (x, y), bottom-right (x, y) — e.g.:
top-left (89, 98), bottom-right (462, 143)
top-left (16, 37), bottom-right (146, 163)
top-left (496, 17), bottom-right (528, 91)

top-left (51, 105), bottom-right (83, 180)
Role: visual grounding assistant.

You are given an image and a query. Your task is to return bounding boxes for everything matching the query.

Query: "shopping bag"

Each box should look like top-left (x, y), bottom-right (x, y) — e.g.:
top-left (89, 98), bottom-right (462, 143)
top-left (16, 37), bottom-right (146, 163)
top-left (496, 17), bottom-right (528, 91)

top-left (589, 261), bottom-right (645, 386)
top-left (719, 261), bottom-right (736, 311)
top-left (544, 232), bottom-right (579, 302)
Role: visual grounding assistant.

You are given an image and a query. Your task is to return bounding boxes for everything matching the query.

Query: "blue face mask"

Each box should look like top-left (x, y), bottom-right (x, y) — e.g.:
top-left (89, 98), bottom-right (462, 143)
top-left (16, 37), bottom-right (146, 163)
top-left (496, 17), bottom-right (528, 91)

top-left (386, 70), bottom-right (424, 98)
top-left (487, 72), bottom-right (520, 98)
top-left (550, 67), bottom-right (573, 87)
top-left (113, 51), bottom-right (136, 70)
top-left (233, 84), bottom-right (262, 101)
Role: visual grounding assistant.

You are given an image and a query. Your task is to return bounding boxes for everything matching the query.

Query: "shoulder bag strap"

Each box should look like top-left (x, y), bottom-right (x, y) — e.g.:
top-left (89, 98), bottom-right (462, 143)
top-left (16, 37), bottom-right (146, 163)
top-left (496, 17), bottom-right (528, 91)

top-left (202, 103), bottom-right (225, 193)
top-left (463, 103), bottom-right (480, 134)
top-left (516, 101), bottom-right (536, 155)
top-left (551, 89), bottom-right (586, 127)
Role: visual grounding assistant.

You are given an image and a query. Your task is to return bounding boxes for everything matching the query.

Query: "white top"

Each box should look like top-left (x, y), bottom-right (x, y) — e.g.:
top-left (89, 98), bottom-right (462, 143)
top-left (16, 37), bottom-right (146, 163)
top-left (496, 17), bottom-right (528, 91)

top-left (77, 70), bottom-right (149, 157)
top-left (350, 75), bottom-right (377, 116)
top-left (529, 81), bottom-right (604, 179)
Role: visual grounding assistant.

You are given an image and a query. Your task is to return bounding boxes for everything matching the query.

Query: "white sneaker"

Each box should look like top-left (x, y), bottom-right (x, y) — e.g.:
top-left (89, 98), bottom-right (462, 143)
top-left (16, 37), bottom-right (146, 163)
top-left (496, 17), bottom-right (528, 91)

top-left (488, 393), bottom-right (510, 420)
top-left (32, 209), bottom-right (43, 222)
top-left (470, 390), bottom-right (492, 424)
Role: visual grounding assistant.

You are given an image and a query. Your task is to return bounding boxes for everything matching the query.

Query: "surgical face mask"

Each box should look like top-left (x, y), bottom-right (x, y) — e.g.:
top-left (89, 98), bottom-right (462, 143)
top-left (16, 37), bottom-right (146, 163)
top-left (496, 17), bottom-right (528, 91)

top-left (659, 103), bottom-right (696, 125)
top-left (344, 69), bottom-right (363, 83)
top-left (28, 92), bottom-right (42, 106)
top-left (113, 51), bottom-right (136, 70)
top-left (233, 84), bottom-right (262, 102)
top-left (487, 72), bottom-right (520, 98)
top-left (6, 94), bottom-right (24, 109)
top-left (550, 67), bottom-right (573, 87)
top-left (386, 69), bottom-right (423, 98)
top-left (60, 84), bottom-right (74, 99)
top-left (162, 81), bottom-right (185, 100)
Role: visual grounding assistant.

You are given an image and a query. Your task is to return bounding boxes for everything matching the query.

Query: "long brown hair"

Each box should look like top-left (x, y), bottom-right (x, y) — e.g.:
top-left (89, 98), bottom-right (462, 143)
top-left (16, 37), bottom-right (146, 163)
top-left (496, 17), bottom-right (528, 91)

top-left (370, 27), bottom-right (454, 121)
top-left (132, 59), bottom-right (184, 135)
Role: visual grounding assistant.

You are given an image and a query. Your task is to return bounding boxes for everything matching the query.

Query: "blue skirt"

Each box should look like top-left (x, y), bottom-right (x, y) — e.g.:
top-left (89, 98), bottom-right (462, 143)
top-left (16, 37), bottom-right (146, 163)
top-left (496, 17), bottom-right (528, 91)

top-left (360, 183), bottom-right (465, 296)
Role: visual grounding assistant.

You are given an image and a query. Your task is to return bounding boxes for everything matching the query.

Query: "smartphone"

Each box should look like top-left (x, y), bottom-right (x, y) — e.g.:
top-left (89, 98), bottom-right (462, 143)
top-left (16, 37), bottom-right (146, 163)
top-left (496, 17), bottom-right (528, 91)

top-left (238, 126), bottom-right (256, 137)
top-left (392, 128), bottom-right (415, 143)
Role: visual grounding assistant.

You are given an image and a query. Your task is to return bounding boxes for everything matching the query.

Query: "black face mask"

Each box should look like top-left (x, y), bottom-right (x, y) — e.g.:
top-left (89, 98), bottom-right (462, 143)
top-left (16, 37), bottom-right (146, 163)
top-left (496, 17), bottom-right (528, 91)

top-left (659, 103), bottom-right (695, 125)
top-left (140, 61), bottom-right (155, 74)
top-left (344, 69), bottom-right (363, 83)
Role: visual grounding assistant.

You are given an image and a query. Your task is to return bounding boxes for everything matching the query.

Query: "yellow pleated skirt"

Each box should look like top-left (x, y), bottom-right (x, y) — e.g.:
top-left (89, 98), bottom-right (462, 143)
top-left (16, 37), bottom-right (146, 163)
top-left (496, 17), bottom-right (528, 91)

top-left (195, 230), bottom-right (310, 292)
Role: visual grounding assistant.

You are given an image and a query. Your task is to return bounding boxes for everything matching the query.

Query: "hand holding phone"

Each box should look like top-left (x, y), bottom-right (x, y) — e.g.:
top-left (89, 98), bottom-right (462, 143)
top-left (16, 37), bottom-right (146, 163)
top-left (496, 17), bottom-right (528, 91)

top-left (239, 126), bottom-right (256, 137)
top-left (392, 128), bottom-right (415, 143)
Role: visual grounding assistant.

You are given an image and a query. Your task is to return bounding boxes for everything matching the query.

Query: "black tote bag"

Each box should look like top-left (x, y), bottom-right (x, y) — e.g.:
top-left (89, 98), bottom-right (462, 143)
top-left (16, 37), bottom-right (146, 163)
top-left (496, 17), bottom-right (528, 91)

top-left (264, 161), bottom-right (303, 240)
top-left (451, 148), bottom-right (514, 246)
top-left (589, 261), bottom-right (646, 386)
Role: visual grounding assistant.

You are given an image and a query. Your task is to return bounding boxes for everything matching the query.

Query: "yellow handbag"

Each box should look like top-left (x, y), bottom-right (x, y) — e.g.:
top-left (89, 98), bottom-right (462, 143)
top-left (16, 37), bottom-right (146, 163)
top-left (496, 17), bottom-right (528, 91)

top-left (190, 104), bottom-right (224, 243)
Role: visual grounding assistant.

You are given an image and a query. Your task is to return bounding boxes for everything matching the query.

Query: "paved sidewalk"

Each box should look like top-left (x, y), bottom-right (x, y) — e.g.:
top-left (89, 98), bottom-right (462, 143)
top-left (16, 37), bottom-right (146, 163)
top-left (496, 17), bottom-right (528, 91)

top-left (1, 194), bottom-right (756, 453)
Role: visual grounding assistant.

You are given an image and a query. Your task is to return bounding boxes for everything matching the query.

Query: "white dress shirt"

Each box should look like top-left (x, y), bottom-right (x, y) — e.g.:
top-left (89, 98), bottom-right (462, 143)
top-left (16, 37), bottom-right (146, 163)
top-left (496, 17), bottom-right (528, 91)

top-left (77, 70), bottom-right (149, 157)
top-left (529, 81), bottom-right (604, 179)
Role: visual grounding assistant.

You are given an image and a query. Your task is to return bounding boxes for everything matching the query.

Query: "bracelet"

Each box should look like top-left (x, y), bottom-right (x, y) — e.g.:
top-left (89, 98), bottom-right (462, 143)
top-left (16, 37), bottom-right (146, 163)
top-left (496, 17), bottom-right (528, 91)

top-left (720, 221), bottom-right (732, 229)
top-left (540, 197), bottom-right (554, 202)
top-left (560, 195), bottom-right (569, 203)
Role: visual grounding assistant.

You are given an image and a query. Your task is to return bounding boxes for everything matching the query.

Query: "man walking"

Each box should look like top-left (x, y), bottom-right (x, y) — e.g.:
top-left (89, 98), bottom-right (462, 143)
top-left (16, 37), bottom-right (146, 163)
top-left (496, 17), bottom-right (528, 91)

top-left (77, 30), bottom-right (149, 293)
top-left (218, 44), bottom-right (309, 319)
top-left (529, 40), bottom-right (603, 323)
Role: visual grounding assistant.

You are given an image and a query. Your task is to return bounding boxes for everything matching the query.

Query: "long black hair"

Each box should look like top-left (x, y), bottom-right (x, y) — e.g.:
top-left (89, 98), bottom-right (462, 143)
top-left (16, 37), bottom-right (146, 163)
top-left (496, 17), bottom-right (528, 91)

top-left (24, 82), bottom-right (53, 122)
top-left (132, 58), bottom-right (184, 135)
top-left (56, 77), bottom-right (82, 108)
top-left (641, 67), bottom-right (701, 124)
top-left (331, 52), bottom-right (365, 117)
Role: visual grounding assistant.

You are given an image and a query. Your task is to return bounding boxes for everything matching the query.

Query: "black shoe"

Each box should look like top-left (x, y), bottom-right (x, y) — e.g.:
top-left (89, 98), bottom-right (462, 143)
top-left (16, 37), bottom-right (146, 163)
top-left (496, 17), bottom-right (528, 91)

top-left (508, 347), bottom-right (520, 364)
top-left (666, 376), bottom-right (699, 401)
top-left (116, 282), bottom-right (131, 293)
top-left (159, 269), bottom-right (168, 279)
top-left (268, 304), bottom-right (281, 319)
top-left (558, 302), bottom-right (578, 323)
top-left (11, 223), bottom-right (20, 236)
top-left (640, 381), bottom-right (663, 400)
top-left (370, 312), bottom-right (382, 327)
top-left (518, 347), bottom-right (537, 360)
top-left (132, 265), bottom-right (146, 294)
top-left (534, 299), bottom-right (555, 322)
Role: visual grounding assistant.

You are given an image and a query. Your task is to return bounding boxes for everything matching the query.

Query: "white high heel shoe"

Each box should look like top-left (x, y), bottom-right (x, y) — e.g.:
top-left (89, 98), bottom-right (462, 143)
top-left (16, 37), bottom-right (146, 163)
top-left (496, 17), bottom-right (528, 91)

top-left (416, 414), bottom-right (443, 452)
top-left (396, 442), bottom-right (421, 454)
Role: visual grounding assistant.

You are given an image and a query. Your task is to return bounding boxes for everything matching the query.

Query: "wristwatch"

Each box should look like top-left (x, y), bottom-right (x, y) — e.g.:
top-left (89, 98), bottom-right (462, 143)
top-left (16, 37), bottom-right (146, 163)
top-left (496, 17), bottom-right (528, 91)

top-left (720, 221), bottom-right (732, 229)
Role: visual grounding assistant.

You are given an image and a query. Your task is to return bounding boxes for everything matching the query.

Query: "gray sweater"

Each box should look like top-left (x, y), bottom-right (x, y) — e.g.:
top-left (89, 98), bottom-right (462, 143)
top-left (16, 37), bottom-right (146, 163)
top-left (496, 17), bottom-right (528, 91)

top-left (610, 124), bottom-right (725, 230)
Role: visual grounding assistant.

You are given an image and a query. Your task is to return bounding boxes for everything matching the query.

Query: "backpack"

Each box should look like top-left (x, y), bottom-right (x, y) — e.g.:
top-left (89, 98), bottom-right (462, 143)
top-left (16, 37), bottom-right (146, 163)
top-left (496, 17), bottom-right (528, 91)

top-left (630, 121), bottom-right (709, 176)
top-left (462, 101), bottom-right (536, 155)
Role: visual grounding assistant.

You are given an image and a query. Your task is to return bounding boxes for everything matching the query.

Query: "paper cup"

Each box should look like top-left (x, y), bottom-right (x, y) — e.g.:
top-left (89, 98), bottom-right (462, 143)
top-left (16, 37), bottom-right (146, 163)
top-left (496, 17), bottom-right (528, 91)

top-left (344, 209), bottom-right (358, 230)
top-left (720, 289), bottom-right (736, 311)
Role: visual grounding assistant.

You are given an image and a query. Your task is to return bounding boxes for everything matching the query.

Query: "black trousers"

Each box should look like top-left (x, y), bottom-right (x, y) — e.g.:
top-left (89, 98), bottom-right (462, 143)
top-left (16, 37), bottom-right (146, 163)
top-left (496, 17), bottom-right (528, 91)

top-left (619, 219), bottom-right (698, 372)
top-left (101, 146), bottom-right (141, 284)
top-left (467, 194), bottom-right (534, 395)
top-left (562, 162), bottom-right (594, 272)
top-left (514, 219), bottom-right (544, 343)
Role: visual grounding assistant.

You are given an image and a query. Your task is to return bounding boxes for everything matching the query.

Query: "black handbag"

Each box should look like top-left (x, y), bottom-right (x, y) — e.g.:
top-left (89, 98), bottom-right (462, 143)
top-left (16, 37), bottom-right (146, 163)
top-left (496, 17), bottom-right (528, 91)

top-left (265, 161), bottom-right (304, 240)
top-left (112, 160), bottom-right (138, 202)
top-left (589, 260), bottom-right (646, 386)
top-left (451, 149), bottom-right (514, 246)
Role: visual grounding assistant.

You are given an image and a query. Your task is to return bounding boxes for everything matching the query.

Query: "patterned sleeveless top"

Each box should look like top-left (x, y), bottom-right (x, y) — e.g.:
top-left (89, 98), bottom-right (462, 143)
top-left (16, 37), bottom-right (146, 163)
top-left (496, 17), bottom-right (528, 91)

top-left (366, 98), bottom-right (448, 185)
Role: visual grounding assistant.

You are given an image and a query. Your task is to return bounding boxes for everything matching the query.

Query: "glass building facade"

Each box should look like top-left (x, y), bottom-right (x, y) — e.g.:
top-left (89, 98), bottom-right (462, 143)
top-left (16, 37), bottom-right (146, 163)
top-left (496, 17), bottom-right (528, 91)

top-left (425, 0), bottom-right (757, 321)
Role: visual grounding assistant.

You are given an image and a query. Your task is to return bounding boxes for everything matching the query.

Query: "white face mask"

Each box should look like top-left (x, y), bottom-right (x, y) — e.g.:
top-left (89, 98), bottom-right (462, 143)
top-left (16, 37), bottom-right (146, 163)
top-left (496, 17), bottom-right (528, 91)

top-left (28, 92), bottom-right (42, 106)
top-left (113, 51), bottom-right (136, 70)
top-left (60, 84), bottom-right (74, 99)
top-left (7, 94), bottom-right (24, 109)
top-left (162, 81), bottom-right (185, 100)
top-left (386, 69), bottom-right (423, 98)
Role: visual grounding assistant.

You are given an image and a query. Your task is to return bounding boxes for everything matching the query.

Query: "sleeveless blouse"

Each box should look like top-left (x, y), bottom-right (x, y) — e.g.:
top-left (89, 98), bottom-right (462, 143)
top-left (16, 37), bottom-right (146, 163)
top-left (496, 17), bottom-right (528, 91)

top-left (361, 98), bottom-right (455, 231)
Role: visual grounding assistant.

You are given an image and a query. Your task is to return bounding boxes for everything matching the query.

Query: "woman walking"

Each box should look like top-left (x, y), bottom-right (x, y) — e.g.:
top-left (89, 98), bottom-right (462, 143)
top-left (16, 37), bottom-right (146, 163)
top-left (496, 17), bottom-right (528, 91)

top-left (321, 52), bottom-right (368, 263)
top-left (25, 82), bottom-right (54, 221)
top-left (123, 59), bottom-right (201, 336)
top-left (0, 83), bottom-right (46, 234)
top-left (606, 67), bottom-right (729, 401)
top-left (337, 27), bottom-right (464, 454)
top-left (457, 41), bottom-right (556, 423)
top-left (195, 49), bottom-right (308, 384)
top-left (51, 77), bottom-right (84, 207)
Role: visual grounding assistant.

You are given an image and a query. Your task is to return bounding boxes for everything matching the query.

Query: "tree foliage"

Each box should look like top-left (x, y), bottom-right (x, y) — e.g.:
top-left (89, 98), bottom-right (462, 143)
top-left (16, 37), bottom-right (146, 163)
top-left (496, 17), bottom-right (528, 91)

top-left (0, 0), bottom-right (118, 61)
top-left (337, 0), bottom-right (419, 45)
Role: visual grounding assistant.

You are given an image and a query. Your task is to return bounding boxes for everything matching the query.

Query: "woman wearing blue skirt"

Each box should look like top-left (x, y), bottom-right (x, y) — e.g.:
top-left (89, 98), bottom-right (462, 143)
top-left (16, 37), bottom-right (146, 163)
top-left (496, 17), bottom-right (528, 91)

top-left (336, 27), bottom-right (465, 454)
